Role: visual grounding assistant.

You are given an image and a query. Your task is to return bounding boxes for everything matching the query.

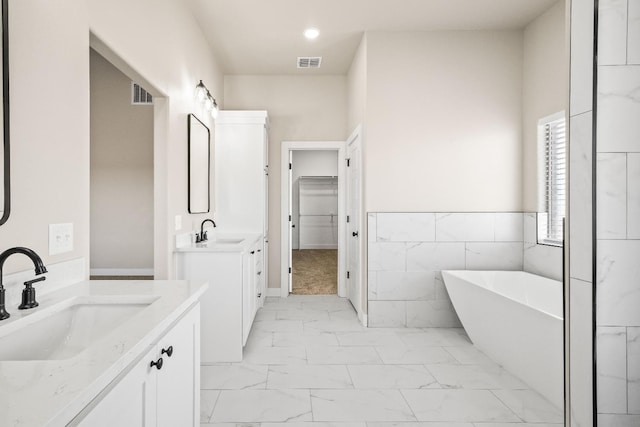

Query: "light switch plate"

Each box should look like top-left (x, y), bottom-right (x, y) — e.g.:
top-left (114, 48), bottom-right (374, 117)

top-left (49, 223), bottom-right (73, 255)
top-left (175, 215), bottom-right (182, 231)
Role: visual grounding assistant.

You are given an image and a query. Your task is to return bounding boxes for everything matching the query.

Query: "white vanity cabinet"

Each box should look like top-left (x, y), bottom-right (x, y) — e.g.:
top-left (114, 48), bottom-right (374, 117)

top-left (73, 304), bottom-right (200, 427)
top-left (215, 110), bottom-right (269, 309)
top-left (175, 235), bottom-right (262, 363)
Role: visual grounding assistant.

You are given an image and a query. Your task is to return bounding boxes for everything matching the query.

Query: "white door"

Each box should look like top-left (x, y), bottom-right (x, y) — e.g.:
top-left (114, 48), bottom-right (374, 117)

top-left (346, 136), bottom-right (361, 317)
top-left (288, 150), bottom-right (293, 293)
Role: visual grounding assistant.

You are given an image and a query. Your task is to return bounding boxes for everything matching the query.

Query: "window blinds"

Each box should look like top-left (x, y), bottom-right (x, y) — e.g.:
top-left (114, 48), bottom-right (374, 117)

top-left (541, 116), bottom-right (566, 245)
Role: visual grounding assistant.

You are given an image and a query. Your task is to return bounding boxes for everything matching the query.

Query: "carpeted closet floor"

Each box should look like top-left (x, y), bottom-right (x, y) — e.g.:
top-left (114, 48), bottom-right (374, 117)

top-left (292, 249), bottom-right (337, 295)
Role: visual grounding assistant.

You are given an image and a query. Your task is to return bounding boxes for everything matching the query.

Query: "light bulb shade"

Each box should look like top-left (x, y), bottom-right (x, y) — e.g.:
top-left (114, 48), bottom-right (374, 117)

top-left (211, 101), bottom-right (219, 119)
top-left (204, 92), bottom-right (214, 111)
top-left (195, 80), bottom-right (207, 101)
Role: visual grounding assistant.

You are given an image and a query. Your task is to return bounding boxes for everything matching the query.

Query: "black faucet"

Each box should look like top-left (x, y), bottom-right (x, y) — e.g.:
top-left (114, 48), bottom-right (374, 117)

top-left (0, 247), bottom-right (48, 320)
top-left (197, 219), bottom-right (217, 243)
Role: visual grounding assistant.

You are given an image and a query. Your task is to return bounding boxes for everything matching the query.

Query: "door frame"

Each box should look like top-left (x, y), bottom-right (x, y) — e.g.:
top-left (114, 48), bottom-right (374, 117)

top-left (280, 141), bottom-right (346, 298)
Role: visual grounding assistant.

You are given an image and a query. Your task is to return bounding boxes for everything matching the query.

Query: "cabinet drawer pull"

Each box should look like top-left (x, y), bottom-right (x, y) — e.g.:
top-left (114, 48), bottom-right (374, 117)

top-left (250, 251), bottom-right (255, 254)
top-left (150, 357), bottom-right (163, 370)
top-left (161, 346), bottom-right (174, 357)
top-left (257, 249), bottom-right (262, 252)
top-left (257, 271), bottom-right (262, 275)
top-left (257, 293), bottom-right (262, 298)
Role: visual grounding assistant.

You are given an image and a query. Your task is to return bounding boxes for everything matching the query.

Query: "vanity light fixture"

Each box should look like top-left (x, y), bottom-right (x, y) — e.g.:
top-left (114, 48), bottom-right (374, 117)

top-left (304, 28), bottom-right (319, 40)
top-left (195, 80), bottom-right (207, 101)
top-left (195, 80), bottom-right (220, 119)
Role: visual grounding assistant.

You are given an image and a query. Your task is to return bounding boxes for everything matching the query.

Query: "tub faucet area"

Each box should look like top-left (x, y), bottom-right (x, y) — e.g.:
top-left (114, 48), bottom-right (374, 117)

top-left (0, 247), bottom-right (48, 320)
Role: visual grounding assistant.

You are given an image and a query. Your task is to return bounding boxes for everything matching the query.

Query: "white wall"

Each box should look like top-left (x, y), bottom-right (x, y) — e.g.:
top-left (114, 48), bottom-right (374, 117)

top-left (224, 75), bottom-right (347, 289)
top-left (365, 31), bottom-right (524, 213)
top-left (522, 0), bottom-right (568, 211)
top-left (88, 0), bottom-right (223, 279)
top-left (291, 150), bottom-right (339, 249)
top-left (90, 50), bottom-right (154, 273)
top-left (0, 0), bottom-right (90, 275)
top-left (347, 35), bottom-right (367, 134)
top-left (0, 0), bottom-right (222, 278)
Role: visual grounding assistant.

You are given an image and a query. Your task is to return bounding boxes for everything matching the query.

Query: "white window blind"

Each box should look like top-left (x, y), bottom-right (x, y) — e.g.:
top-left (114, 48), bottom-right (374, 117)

top-left (538, 112), bottom-right (566, 246)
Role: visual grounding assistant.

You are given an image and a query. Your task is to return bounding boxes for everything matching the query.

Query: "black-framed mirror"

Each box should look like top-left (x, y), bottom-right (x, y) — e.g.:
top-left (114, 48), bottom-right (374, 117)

top-left (187, 114), bottom-right (210, 214)
top-left (0, 0), bottom-right (9, 226)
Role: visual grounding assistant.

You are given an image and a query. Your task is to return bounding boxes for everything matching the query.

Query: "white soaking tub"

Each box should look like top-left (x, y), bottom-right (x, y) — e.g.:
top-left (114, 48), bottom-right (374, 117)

top-left (442, 270), bottom-right (563, 410)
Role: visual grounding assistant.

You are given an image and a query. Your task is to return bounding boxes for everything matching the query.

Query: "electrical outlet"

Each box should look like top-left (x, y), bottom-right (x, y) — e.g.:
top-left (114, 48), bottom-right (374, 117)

top-left (175, 215), bottom-right (182, 231)
top-left (49, 223), bottom-right (73, 255)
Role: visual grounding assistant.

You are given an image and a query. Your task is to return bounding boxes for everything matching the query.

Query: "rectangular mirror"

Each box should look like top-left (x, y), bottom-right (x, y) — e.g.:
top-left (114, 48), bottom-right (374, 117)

top-left (0, 0), bottom-right (9, 226)
top-left (187, 114), bottom-right (210, 214)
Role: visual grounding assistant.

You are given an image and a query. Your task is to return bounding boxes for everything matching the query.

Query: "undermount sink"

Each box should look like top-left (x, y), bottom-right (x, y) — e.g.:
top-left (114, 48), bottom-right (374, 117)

top-left (212, 238), bottom-right (244, 244)
top-left (0, 296), bottom-right (158, 361)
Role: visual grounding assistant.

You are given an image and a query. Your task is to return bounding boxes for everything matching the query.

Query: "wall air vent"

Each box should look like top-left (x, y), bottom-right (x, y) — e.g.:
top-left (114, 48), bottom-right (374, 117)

top-left (297, 57), bottom-right (322, 69)
top-left (131, 82), bottom-right (153, 105)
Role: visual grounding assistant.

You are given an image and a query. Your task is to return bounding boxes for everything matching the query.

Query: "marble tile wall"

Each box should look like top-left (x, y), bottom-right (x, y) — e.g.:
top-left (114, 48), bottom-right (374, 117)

top-left (367, 212), bottom-right (526, 328)
top-left (523, 213), bottom-right (563, 281)
top-left (595, 0), bottom-right (640, 424)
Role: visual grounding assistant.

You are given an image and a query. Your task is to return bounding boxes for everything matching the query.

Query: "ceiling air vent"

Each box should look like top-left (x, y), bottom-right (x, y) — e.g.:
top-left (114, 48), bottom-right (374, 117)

top-left (297, 57), bottom-right (322, 69)
top-left (131, 82), bottom-right (153, 105)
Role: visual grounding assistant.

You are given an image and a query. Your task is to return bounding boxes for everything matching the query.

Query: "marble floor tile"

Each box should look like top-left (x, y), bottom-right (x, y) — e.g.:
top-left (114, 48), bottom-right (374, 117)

top-left (427, 364), bottom-right (527, 390)
top-left (273, 331), bottom-right (340, 347)
top-left (276, 309), bottom-right (331, 321)
top-left (398, 329), bottom-right (471, 347)
top-left (200, 390), bottom-right (220, 423)
top-left (304, 319), bottom-right (365, 333)
top-left (245, 329), bottom-right (274, 347)
top-left (202, 294), bottom-right (561, 426)
top-left (262, 423), bottom-right (366, 427)
top-left (211, 390), bottom-right (312, 422)
top-left (401, 389), bottom-right (520, 422)
top-left (474, 424), bottom-right (563, 427)
top-left (347, 364), bottom-right (438, 389)
top-left (443, 346), bottom-right (497, 366)
top-left (311, 389), bottom-right (416, 421)
top-left (242, 345), bottom-right (307, 365)
top-left (367, 423), bottom-right (472, 427)
top-left (307, 345), bottom-right (381, 364)
top-left (252, 319), bottom-right (304, 333)
top-left (201, 364), bottom-right (268, 389)
top-left (336, 331), bottom-right (405, 347)
top-left (375, 345), bottom-right (457, 365)
top-left (491, 389), bottom-right (563, 423)
top-left (267, 365), bottom-right (353, 389)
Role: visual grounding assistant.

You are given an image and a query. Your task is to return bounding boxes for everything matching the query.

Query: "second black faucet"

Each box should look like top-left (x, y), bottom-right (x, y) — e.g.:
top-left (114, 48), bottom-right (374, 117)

top-left (196, 219), bottom-right (217, 243)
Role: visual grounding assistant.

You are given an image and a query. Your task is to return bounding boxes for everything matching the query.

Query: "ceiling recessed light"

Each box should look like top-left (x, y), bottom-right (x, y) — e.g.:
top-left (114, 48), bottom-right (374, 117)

top-left (304, 28), bottom-right (319, 40)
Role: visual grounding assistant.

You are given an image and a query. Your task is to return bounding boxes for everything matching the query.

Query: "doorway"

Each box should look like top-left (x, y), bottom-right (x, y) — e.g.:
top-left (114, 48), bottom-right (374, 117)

top-left (280, 142), bottom-right (346, 298)
top-left (291, 151), bottom-right (339, 294)
top-left (89, 48), bottom-right (156, 280)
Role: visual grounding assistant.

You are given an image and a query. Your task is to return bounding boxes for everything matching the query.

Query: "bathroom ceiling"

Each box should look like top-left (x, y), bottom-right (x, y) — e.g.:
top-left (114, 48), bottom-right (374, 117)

top-left (187, 0), bottom-right (559, 75)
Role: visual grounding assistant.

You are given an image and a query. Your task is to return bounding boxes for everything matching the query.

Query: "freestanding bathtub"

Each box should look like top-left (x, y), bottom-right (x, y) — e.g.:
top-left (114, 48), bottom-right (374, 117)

top-left (442, 270), bottom-right (563, 410)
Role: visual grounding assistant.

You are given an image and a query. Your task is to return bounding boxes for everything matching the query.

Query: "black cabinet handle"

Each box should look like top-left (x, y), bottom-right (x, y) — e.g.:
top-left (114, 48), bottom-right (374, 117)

top-left (150, 357), bottom-right (163, 370)
top-left (257, 249), bottom-right (262, 252)
top-left (257, 271), bottom-right (262, 275)
top-left (250, 250), bottom-right (255, 254)
top-left (161, 346), bottom-right (173, 358)
top-left (352, 231), bottom-right (359, 237)
top-left (257, 292), bottom-right (262, 298)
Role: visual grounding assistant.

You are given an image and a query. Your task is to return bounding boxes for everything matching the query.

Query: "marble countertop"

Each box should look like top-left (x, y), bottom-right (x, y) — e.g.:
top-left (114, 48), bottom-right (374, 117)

top-left (175, 232), bottom-right (262, 253)
top-left (0, 279), bottom-right (208, 427)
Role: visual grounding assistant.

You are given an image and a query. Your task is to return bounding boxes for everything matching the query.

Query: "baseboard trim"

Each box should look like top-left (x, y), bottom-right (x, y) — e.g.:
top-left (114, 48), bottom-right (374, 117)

top-left (90, 268), bottom-right (154, 276)
top-left (266, 287), bottom-right (281, 297)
